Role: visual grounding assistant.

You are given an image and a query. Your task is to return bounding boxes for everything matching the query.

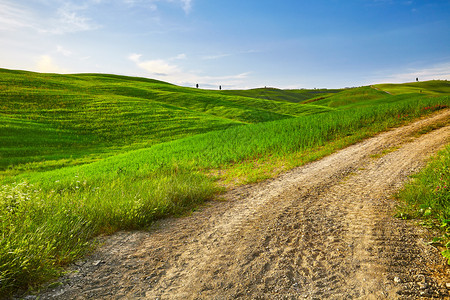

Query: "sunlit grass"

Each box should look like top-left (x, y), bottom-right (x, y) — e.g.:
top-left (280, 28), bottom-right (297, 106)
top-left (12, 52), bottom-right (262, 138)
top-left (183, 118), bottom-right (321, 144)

top-left (0, 168), bottom-right (216, 294)
top-left (1, 68), bottom-right (449, 296)
top-left (396, 145), bottom-right (450, 262)
top-left (2, 97), bottom-right (447, 297)
top-left (0, 68), bottom-right (337, 174)
top-left (375, 80), bottom-right (450, 95)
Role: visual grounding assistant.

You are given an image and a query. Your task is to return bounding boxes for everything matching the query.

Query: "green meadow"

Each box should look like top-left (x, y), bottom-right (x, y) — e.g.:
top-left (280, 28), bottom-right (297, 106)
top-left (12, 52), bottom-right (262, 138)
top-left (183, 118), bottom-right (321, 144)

top-left (375, 80), bottom-right (450, 95)
top-left (1, 68), bottom-right (449, 296)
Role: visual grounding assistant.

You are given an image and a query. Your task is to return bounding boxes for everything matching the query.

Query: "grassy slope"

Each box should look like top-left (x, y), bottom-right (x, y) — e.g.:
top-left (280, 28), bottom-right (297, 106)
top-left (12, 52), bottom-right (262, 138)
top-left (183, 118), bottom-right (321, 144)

top-left (1, 69), bottom-right (449, 296)
top-left (374, 80), bottom-right (450, 95)
top-left (303, 86), bottom-right (391, 107)
top-left (90, 81), bottom-right (335, 120)
top-left (221, 87), bottom-right (342, 103)
top-left (0, 68), bottom-right (332, 174)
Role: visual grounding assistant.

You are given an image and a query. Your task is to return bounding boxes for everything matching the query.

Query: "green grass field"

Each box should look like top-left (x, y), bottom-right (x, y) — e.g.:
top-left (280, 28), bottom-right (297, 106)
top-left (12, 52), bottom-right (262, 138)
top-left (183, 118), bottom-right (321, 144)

top-left (221, 87), bottom-right (341, 103)
top-left (0, 68), bottom-right (335, 175)
top-left (374, 80), bottom-right (450, 95)
top-left (1, 68), bottom-right (449, 296)
top-left (396, 145), bottom-right (450, 261)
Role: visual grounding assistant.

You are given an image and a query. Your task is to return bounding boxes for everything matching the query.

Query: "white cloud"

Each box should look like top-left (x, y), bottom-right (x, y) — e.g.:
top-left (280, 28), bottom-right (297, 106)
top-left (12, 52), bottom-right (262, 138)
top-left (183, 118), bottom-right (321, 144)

top-left (56, 45), bottom-right (73, 57)
top-left (0, 1), bottom-right (100, 35)
top-left (172, 53), bottom-right (187, 60)
top-left (202, 50), bottom-right (259, 60)
top-left (138, 59), bottom-right (181, 76)
top-left (1, 0), bottom-right (190, 36)
top-left (123, 0), bottom-right (157, 10)
top-left (58, 7), bottom-right (95, 31)
top-left (129, 53), bottom-right (180, 76)
top-left (202, 53), bottom-right (232, 60)
top-left (180, 0), bottom-right (192, 14)
top-left (41, 3), bottom-right (100, 34)
top-left (0, 1), bottom-right (36, 31)
top-left (128, 53), bottom-right (250, 88)
top-left (372, 62), bottom-right (450, 84)
top-left (129, 53), bottom-right (142, 62)
top-left (36, 55), bottom-right (68, 73)
top-left (122, 0), bottom-right (192, 13)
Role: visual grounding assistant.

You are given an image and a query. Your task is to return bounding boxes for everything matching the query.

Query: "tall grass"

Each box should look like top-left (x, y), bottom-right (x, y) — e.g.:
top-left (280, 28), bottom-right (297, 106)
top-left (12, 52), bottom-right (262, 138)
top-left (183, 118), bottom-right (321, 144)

top-left (14, 94), bottom-right (447, 187)
top-left (1, 95), bottom-right (448, 296)
top-left (396, 144), bottom-right (450, 262)
top-left (0, 168), bottom-right (216, 295)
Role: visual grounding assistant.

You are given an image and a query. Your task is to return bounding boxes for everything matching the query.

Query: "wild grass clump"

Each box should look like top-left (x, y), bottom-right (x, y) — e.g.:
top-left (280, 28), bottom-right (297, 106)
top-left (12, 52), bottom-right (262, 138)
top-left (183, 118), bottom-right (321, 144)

top-left (0, 181), bottom-right (94, 294)
top-left (0, 168), bottom-right (216, 296)
top-left (396, 145), bottom-right (450, 262)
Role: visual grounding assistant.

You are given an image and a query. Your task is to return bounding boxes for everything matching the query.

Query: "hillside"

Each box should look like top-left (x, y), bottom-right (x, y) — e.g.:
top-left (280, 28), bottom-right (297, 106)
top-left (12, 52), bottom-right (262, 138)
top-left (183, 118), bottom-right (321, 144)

top-left (221, 87), bottom-right (342, 103)
top-left (374, 80), bottom-right (450, 95)
top-left (1, 69), bottom-right (449, 177)
top-left (0, 68), bottom-right (333, 173)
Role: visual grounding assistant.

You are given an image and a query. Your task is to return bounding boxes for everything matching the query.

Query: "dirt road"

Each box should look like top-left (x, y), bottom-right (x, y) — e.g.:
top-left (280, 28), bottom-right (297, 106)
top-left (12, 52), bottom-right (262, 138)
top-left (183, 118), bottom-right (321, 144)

top-left (39, 110), bottom-right (450, 299)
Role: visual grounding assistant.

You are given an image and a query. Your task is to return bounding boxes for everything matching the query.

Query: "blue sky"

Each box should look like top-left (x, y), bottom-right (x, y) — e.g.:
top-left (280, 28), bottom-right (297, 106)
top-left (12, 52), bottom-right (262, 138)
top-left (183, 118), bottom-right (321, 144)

top-left (1, 0), bottom-right (449, 89)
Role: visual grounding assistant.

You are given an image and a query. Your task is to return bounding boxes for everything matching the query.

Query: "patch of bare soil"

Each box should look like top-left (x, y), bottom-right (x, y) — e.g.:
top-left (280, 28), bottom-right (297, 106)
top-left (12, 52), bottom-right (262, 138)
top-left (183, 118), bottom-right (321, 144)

top-left (37, 110), bottom-right (450, 299)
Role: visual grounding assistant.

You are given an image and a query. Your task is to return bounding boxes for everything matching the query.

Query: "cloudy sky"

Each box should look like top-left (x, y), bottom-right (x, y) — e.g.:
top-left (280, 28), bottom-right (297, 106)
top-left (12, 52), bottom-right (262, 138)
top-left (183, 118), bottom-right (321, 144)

top-left (1, 0), bottom-right (449, 89)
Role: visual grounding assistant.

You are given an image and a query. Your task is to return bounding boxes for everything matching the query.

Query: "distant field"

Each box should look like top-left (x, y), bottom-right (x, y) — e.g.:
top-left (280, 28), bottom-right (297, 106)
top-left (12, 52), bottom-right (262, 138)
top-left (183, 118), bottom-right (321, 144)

top-left (374, 80), bottom-right (450, 95)
top-left (221, 87), bottom-right (342, 103)
top-left (1, 68), bottom-right (449, 296)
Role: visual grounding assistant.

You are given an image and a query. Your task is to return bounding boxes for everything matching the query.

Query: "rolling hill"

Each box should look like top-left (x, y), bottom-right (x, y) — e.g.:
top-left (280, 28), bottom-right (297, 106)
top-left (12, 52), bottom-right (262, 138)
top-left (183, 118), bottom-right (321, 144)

top-left (0, 68), bottom-right (337, 173)
top-left (1, 68), bottom-right (449, 296)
